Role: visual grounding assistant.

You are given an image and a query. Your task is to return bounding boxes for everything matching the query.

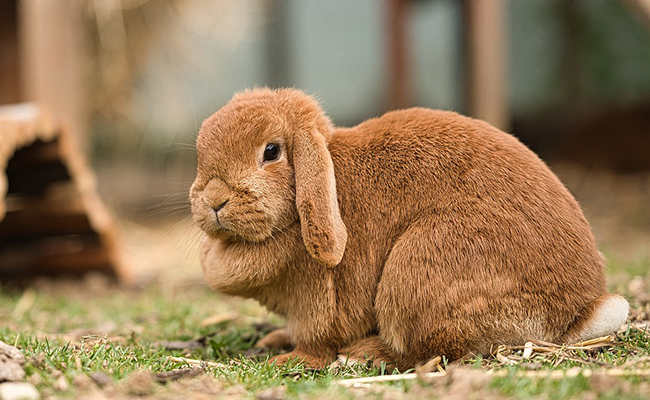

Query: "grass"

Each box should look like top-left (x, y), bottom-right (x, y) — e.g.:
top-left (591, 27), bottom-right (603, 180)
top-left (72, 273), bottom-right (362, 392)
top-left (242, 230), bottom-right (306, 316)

top-left (1, 259), bottom-right (650, 399)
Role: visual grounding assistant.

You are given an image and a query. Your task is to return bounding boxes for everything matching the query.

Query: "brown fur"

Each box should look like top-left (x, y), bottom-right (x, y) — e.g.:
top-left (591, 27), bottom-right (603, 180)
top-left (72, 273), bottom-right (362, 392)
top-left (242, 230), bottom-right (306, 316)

top-left (254, 328), bottom-right (293, 351)
top-left (191, 88), bottom-right (619, 371)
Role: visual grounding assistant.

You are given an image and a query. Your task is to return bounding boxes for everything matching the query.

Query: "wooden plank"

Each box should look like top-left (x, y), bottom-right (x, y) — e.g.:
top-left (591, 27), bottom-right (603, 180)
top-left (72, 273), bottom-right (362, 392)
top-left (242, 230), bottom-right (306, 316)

top-left (0, 236), bottom-right (114, 279)
top-left (0, 212), bottom-right (93, 238)
top-left (462, 0), bottom-right (509, 130)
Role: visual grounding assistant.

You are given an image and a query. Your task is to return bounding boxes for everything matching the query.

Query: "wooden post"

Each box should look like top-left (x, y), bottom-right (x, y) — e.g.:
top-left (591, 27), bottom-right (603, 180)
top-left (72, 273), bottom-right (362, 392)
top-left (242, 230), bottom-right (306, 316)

top-left (462, 0), bottom-right (509, 131)
top-left (0, 1), bottom-right (20, 105)
top-left (19, 0), bottom-right (88, 151)
top-left (387, 0), bottom-right (411, 110)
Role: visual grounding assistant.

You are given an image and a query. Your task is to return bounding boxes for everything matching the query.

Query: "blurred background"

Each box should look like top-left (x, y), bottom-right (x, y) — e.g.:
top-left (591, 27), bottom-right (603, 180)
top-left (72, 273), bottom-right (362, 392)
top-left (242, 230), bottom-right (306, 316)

top-left (1, 0), bottom-right (649, 284)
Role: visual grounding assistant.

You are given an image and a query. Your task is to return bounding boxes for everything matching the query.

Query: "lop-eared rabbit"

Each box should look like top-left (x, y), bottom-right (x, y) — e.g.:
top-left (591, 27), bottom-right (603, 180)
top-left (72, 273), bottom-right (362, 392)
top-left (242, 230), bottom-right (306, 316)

top-left (190, 88), bottom-right (628, 370)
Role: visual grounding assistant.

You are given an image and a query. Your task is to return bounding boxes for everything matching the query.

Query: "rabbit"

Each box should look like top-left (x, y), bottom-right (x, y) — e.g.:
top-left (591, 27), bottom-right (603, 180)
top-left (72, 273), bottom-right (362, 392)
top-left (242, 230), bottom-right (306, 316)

top-left (190, 88), bottom-right (629, 371)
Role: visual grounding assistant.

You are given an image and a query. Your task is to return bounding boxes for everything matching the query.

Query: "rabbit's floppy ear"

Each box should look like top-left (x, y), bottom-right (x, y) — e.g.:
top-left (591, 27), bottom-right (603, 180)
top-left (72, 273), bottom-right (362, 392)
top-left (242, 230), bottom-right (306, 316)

top-left (293, 129), bottom-right (347, 267)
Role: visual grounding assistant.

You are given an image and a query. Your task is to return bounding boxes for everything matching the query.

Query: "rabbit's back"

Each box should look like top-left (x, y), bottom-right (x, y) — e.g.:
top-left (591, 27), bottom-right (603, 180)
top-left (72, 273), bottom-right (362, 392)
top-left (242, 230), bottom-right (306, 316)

top-left (328, 108), bottom-right (606, 356)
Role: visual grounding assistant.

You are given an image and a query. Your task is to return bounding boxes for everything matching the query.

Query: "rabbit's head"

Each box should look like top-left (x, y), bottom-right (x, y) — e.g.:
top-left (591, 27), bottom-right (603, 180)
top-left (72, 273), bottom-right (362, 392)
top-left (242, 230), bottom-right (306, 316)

top-left (190, 88), bottom-right (347, 267)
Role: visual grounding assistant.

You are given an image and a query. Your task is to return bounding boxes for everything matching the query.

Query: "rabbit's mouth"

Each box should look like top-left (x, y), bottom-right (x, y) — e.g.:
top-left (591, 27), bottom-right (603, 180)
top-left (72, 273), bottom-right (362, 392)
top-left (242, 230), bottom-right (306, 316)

top-left (208, 225), bottom-right (239, 242)
top-left (194, 201), bottom-right (277, 243)
top-left (219, 215), bottom-right (277, 243)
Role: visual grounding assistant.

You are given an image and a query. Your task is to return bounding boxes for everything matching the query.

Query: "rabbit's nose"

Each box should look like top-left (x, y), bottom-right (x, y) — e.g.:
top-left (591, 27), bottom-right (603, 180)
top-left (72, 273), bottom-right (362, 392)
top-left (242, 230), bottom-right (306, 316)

top-left (213, 200), bottom-right (228, 213)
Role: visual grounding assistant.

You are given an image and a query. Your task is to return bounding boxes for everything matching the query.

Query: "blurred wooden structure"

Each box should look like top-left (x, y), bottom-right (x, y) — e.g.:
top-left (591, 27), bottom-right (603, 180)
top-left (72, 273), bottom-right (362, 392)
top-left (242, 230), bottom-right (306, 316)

top-left (0, 104), bottom-right (129, 282)
top-left (0, 0), bottom-right (128, 283)
top-left (19, 0), bottom-right (88, 150)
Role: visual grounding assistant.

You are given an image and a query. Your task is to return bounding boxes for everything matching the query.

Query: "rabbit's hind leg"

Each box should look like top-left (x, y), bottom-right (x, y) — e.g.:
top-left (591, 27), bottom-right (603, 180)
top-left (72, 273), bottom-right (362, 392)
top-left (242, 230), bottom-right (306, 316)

top-left (374, 215), bottom-right (489, 366)
top-left (335, 335), bottom-right (407, 372)
top-left (255, 328), bottom-right (294, 351)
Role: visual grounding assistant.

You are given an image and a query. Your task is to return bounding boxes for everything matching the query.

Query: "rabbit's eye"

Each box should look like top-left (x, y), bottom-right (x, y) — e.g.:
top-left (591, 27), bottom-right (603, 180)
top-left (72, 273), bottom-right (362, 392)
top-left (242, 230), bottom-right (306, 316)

top-left (263, 143), bottom-right (281, 162)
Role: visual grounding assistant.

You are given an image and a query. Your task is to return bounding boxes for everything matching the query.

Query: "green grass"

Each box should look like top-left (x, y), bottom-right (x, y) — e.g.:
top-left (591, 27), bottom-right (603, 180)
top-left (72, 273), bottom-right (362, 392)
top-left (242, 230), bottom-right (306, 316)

top-left (1, 261), bottom-right (650, 399)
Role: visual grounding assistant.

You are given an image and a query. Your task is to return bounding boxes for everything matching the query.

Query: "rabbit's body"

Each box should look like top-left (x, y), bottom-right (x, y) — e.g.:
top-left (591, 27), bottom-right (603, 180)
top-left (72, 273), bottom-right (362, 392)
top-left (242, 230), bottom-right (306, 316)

top-left (193, 89), bottom-right (628, 370)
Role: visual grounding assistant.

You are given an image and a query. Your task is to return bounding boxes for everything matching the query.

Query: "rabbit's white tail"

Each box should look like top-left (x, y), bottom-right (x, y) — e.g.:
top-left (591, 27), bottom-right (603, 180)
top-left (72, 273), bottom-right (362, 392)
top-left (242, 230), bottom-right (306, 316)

top-left (565, 294), bottom-right (629, 343)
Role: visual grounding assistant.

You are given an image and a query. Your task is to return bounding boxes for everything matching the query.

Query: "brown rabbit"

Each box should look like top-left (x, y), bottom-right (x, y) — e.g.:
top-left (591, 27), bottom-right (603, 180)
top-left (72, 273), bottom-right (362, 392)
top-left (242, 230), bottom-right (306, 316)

top-left (190, 88), bottom-right (628, 370)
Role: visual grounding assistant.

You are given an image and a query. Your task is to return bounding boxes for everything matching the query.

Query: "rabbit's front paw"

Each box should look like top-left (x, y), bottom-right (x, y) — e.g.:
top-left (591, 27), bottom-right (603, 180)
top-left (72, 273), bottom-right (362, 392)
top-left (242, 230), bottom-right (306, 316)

top-left (337, 336), bottom-right (402, 371)
top-left (269, 350), bottom-right (331, 370)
